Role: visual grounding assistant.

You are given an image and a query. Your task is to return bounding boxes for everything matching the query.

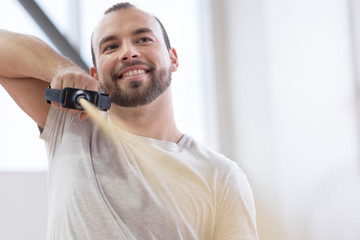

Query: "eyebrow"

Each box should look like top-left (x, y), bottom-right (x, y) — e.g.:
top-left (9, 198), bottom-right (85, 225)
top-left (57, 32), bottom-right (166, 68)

top-left (132, 27), bottom-right (154, 36)
top-left (98, 28), bottom-right (155, 50)
top-left (98, 35), bottom-right (118, 50)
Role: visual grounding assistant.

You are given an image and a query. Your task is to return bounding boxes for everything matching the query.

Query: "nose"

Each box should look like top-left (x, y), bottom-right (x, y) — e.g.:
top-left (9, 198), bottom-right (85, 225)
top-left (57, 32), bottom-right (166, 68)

top-left (118, 42), bottom-right (139, 62)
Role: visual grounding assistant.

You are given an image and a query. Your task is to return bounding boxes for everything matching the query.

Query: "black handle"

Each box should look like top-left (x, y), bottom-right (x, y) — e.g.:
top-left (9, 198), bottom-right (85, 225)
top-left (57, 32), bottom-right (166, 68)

top-left (45, 87), bottom-right (111, 111)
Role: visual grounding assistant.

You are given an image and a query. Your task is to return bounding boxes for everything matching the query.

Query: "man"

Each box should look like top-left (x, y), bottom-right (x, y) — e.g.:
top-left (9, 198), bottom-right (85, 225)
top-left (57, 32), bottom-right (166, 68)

top-left (0, 2), bottom-right (258, 239)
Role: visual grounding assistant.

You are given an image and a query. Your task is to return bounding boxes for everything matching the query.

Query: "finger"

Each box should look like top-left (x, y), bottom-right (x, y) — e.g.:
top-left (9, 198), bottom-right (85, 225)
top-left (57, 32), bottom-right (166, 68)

top-left (68, 109), bottom-right (79, 114)
top-left (51, 102), bottom-right (60, 108)
top-left (51, 75), bottom-right (62, 89)
top-left (74, 74), bottom-right (99, 92)
top-left (60, 106), bottom-right (69, 112)
top-left (79, 112), bottom-right (89, 121)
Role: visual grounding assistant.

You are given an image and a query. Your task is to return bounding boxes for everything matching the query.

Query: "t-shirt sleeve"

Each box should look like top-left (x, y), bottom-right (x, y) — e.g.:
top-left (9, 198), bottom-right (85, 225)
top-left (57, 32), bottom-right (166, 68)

top-left (40, 106), bottom-right (75, 141)
top-left (214, 163), bottom-right (259, 240)
top-left (39, 106), bottom-right (79, 161)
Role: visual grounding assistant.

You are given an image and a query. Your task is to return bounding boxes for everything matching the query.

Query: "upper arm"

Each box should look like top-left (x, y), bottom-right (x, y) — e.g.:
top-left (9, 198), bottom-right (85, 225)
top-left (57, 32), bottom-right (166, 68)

top-left (0, 77), bottom-right (50, 129)
top-left (214, 167), bottom-right (259, 240)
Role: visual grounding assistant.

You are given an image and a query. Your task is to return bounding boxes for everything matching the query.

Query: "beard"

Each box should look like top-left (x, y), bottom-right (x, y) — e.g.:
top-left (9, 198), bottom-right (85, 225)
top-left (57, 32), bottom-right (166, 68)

top-left (100, 61), bottom-right (172, 107)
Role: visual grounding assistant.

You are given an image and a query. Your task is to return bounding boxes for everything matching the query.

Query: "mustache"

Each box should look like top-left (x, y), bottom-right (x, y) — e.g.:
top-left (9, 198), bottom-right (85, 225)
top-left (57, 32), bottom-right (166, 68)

top-left (111, 60), bottom-right (155, 81)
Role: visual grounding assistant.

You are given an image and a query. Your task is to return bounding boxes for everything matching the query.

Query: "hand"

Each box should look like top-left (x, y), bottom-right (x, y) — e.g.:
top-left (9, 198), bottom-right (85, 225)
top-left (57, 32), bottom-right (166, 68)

top-left (50, 65), bottom-right (100, 120)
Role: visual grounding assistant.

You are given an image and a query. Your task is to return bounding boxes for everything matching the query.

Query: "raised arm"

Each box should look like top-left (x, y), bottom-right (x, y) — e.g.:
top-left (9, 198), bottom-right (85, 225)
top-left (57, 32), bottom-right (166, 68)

top-left (0, 30), bottom-right (99, 128)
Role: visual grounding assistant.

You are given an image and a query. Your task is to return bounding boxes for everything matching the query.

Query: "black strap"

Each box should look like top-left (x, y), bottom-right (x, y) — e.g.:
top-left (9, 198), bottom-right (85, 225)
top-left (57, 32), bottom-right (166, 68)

top-left (45, 87), bottom-right (111, 111)
top-left (97, 93), bottom-right (112, 110)
top-left (45, 88), bottom-right (62, 104)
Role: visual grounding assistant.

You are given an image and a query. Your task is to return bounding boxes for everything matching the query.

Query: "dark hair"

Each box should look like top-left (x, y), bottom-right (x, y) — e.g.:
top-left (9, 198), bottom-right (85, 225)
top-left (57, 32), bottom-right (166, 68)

top-left (104, 2), bottom-right (135, 14)
top-left (91, 2), bottom-right (172, 67)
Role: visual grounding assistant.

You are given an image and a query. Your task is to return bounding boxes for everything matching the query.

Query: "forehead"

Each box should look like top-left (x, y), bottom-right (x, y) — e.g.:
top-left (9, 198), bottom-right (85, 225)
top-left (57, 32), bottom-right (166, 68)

top-left (93, 8), bottom-right (162, 48)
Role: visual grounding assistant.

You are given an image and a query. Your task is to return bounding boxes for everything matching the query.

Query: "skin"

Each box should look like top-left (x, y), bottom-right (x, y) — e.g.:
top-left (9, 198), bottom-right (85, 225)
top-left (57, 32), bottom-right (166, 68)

top-left (91, 8), bottom-right (181, 142)
top-left (0, 8), bottom-right (182, 142)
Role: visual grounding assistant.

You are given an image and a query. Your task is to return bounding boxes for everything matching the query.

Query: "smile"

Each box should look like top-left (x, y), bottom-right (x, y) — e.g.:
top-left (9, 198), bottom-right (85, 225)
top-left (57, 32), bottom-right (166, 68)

top-left (121, 69), bottom-right (146, 78)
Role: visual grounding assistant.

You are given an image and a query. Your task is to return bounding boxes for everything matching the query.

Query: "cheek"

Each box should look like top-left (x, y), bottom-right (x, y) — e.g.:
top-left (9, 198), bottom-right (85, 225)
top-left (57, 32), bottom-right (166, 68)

top-left (152, 53), bottom-right (172, 70)
top-left (144, 47), bottom-right (170, 65)
top-left (98, 58), bottom-right (113, 77)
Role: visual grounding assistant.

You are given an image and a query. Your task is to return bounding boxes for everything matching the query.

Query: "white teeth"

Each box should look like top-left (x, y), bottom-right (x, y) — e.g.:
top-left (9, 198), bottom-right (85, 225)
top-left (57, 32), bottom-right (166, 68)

top-left (123, 69), bottom-right (145, 77)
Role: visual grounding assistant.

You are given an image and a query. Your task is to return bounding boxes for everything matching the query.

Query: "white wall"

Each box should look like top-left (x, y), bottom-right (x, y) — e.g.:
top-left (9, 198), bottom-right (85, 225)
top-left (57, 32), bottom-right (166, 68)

top-left (210, 0), bottom-right (360, 239)
top-left (0, 172), bottom-right (47, 239)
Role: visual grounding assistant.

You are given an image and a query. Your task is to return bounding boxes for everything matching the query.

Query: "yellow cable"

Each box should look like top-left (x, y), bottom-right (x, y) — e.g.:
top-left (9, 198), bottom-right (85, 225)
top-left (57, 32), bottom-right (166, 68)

top-left (78, 98), bottom-right (115, 138)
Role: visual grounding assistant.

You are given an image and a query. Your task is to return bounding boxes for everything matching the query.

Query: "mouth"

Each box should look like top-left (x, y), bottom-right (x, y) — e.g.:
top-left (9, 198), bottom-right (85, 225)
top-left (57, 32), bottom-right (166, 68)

top-left (119, 69), bottom-right (149, 79)
top-left (117, 66), bottom-right (151, 80)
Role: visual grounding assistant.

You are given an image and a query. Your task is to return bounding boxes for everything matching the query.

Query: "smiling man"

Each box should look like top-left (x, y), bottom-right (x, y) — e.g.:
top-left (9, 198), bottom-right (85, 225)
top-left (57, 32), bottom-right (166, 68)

top-left (91, 5), bottom-right (176, 110)
top-left (0, 2), bottom-right (258, 239)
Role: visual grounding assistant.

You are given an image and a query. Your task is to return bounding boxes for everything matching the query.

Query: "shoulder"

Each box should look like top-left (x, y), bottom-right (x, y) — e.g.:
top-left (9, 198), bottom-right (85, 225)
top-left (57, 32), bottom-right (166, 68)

top-left (181, 134), bottom-right (252, 190)
top-left (180, 134), bottom-right (240, 171)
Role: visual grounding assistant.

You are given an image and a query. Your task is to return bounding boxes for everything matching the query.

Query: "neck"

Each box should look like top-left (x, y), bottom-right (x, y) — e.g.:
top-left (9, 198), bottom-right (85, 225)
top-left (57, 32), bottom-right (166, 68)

top-left (108, 89), bottom-right (183, 143)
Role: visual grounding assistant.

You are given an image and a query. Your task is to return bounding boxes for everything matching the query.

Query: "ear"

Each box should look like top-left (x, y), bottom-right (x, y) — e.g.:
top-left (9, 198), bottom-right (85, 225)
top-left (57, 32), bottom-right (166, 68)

top-left (90, 66), bottom-right (99, 80)
top-left (169, 48), bottom-right (179, 72)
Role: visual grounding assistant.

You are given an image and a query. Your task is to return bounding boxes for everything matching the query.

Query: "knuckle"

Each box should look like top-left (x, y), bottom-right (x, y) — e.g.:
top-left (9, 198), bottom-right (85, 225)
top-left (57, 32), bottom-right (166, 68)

top-left (53, 67), bottom-right (98, 91)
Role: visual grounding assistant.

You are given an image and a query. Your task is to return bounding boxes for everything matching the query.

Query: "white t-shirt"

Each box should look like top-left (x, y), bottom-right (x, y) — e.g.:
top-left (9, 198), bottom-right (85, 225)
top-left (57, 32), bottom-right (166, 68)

top-left (41, 107), bottom-right (258, 240)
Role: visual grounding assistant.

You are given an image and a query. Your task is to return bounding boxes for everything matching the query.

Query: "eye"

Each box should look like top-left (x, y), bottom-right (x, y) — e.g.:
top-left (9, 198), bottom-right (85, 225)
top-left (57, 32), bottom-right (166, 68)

top-left (138, 37), bottom-right (151, 43)
top-left (103, 44), bottom-right (118, 52)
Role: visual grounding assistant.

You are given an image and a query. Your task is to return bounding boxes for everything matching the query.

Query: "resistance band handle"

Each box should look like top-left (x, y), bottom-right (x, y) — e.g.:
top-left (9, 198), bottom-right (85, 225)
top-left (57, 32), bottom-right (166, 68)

top-left (45, 87), bottom-right (111, 111)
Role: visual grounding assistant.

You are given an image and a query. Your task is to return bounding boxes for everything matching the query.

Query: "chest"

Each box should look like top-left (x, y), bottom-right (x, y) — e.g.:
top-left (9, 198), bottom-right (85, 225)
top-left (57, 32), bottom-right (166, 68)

top-left (49, 132), bottom-right (216, 239)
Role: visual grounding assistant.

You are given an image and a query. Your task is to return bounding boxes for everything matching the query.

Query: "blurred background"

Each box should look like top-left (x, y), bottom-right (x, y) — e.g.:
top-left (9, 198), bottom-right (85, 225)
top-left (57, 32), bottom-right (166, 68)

top-left (1, 0), bottom-right (360, 239)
